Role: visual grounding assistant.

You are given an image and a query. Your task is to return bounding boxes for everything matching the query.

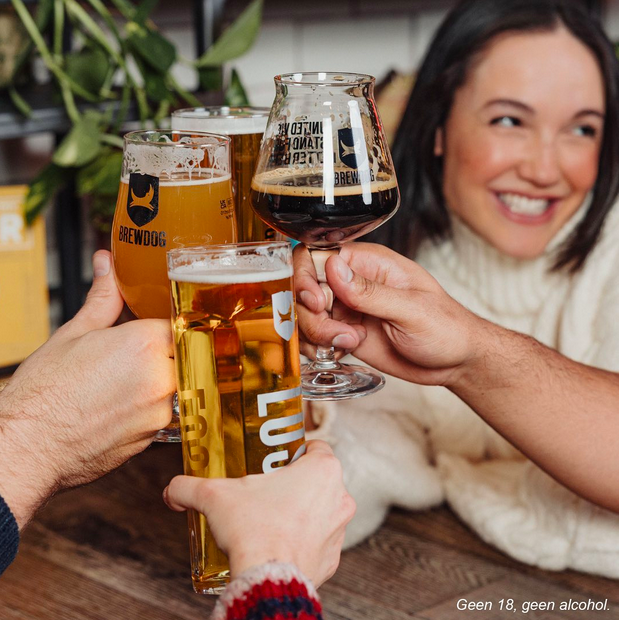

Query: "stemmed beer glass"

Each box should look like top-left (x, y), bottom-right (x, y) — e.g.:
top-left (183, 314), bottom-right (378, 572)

top-left (251, 72), bottom-right (400, 400)
top-left (111, 130), bottom-right (236, 440)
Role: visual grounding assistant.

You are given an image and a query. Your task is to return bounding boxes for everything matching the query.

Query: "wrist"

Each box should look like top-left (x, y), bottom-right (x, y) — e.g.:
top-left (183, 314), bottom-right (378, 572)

top-left (445, 314), bottom-right (504, 393)
top-left (0, 395), bottom-right (58, 529)
top-left (228, 546), bottom-right (296, 579)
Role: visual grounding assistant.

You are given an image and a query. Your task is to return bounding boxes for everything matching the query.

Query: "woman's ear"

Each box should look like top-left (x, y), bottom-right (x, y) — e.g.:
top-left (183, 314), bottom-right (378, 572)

top-left (434, 127), bottom-right (444, 156)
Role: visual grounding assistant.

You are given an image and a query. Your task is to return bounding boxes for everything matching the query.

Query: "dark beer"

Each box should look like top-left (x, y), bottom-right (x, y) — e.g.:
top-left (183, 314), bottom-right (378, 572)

top-left (250, 168), bottom-right (399, 248)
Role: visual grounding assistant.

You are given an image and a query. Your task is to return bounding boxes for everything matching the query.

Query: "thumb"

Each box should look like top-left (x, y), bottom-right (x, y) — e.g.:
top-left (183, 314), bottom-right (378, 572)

top-left (68, 251), bottom-right (124, 335)
top-left (326, 255), bottom-right (409, 325)
top-left (164, 475), bottom-right (227, 514)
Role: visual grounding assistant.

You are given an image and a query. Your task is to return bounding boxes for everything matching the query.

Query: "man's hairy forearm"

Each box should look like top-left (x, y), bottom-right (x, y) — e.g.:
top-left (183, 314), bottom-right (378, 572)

top-left (450, 318), bottom-right (619, 512)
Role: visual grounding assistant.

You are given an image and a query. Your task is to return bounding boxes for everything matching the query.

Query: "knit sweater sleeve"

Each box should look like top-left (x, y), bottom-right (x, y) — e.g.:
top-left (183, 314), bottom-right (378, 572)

top-left (0, 492), bottom-right (19, 576)
top-left (210, 562), bottom-right (323, 620)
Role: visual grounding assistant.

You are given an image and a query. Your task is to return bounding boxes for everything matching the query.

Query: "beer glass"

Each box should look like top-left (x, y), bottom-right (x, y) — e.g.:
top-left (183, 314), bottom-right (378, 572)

top-left (112, 130), bottom-right (236, 441)
top-left (251, 72), bottom-right (400, 401)
top-left (171, 107), bottom-right (274, 242)
top-left (168, 241), bottom-right (305, 594)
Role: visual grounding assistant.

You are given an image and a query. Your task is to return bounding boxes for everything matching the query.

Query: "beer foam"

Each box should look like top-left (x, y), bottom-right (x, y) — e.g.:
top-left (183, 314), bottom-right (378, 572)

top-left (171, 115), bottom-right (268, 136)
top-left (124, 138), bottom-right (229, 180)
top-left (251, 168), bottom-right (398, 197)
top-left (168, 264), bottom-right (293, 284)
top-left (120, 171), bottom-right (231, 186)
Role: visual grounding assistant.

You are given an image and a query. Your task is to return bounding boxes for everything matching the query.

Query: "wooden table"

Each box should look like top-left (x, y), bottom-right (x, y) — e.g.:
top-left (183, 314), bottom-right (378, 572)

top-left (2, 443), bottom-right (619, 619)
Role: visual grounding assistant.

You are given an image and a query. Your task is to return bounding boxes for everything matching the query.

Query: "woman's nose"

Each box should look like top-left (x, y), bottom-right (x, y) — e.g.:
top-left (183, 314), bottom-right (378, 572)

top-left (517, 138), bottom-right (562, 187)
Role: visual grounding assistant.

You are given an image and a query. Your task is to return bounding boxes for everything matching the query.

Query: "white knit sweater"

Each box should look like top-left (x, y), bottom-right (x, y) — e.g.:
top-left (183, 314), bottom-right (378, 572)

top-left (311, 201), bottom-right (619, 577)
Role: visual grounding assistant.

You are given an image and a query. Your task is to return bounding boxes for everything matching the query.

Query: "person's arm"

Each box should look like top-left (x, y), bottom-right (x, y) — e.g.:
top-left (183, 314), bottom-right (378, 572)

top-left (0, 493), bottom-right (18, 576)
top-left (211, 563), bottom-right (323, 620)
top-left (0, 251), bottom-right (175, 538)
top-left (294, 243), bottom-right (619, 513)
top-left (164, 440), bottom-right (356, 619)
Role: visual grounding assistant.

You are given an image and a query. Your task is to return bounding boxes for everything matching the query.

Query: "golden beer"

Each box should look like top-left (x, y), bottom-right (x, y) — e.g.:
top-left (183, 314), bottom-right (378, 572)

top-left (171, 107), bottom-right (274, 242)
top-left (112, 174), bottom-right (235, 318)
top-left (168, 242), bottom-right (305, 594)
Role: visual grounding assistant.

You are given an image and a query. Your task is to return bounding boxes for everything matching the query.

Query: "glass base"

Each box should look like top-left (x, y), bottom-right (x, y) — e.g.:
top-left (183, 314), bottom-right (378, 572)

top-left (301, 362), bottom-right (385, 401)
top-left (192, 570), bottom-right (230, 595)
top-left (154, 392), bottom-right (181, 442)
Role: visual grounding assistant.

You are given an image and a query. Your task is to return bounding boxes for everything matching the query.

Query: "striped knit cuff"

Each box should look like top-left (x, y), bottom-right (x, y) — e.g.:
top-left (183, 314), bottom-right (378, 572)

top-left (0, 492), bottom-right (19, 576)
top-left (212, 562), bottom-right (322, 620)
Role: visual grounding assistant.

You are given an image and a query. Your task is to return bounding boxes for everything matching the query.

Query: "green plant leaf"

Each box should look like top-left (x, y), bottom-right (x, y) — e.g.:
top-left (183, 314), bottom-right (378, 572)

top-left (64, 48), bottom-right (110, 96)
top-left (134, 0), bottom-right (160, 24)
top-left (53, 111), bottom-right (103, 167)
top-left (8, 87), bottom-right (32, 117)
top-left (198, 66), bottom-right (223, 91)
top-left (133, 56), bottom-right (173, 103)
top-left (195, 0), bottom-right (262, 67)
top-left (11, 0), bottom-right (53, 83)
top-left (76, 147), bottom-right (123, 197)
top-left (224, 68), bottom-right (250, 106)
top-left (126, 21), bottom-right (176, 74)
top-left (24, 163), bottom-right (70, 225)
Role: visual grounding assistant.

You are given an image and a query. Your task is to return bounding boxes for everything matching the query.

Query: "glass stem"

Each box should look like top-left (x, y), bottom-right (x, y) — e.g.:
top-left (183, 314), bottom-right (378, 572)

top-left (308, 247), bottom-right (341, 372)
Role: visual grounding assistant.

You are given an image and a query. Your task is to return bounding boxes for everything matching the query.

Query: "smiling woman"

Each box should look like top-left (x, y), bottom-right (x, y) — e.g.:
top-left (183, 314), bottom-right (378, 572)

top-left (438, 27), bottom-right (605, 259)
top-left (302, 0), bottom-right (619, 579)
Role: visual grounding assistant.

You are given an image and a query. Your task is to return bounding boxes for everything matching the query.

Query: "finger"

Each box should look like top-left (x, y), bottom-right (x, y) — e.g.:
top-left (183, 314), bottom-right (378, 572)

top-left (294, 245), bottom-right (327, 313)
top-left (66, 251), bottom-right (124, 336)
top-left (339, 242), bottom-right (437, 291)
top-left (297, 298), bottom-right (362, 350)
top-left (304, 439), bottom-right (336, 457)
top-left (325, 255), bottom-right (414, 324)
top-left (164, 475), bottom-right (220, 513)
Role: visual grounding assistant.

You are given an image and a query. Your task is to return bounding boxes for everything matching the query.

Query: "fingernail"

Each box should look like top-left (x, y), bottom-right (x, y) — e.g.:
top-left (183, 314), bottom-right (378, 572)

top-left (162, 486), bottom-right (170, 506)
top-left (332, 334), bottom-right (356, 349)
top-left (93, 253), bottom-right (110, 278)
top-left (334, 257), bottom-right (353, 283)
top-left (299, 290), bottom-right (317, 309)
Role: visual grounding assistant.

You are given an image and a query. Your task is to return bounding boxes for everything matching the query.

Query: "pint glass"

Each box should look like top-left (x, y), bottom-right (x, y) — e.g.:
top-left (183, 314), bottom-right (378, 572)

top-left (168, 241), bottom-right (305, 594)
top-left (171, 107), bottom-right (274, 242)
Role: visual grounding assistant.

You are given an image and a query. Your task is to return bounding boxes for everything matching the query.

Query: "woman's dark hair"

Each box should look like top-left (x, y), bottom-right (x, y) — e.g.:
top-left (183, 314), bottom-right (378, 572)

top-left (371, 0), bottom-right (619, 272)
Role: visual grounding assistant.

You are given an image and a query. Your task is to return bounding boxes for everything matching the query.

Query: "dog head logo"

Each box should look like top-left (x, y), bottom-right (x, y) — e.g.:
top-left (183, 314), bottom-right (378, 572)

top-left (272, 291), bottom-right (295, 341)
top-left (337, 128), bottom-right (368, 170)
top-left (127, 173), bottom-right (159, 227)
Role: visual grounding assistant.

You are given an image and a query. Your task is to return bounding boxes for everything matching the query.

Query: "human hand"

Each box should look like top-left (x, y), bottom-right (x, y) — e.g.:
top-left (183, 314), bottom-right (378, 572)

top-left (163, 440), bottom-right (356, 587)
top-left (294, 243), bottom-right (482, 386)
top-left (0, 250), bottom-right (175, 528)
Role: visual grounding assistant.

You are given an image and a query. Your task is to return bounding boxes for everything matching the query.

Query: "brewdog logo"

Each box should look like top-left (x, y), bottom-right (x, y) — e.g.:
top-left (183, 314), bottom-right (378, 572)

top-left (272, 291), bottom-right (295, 341)
top-left (338, 127), bottom-right (367, 170)
top-left (127, 173), bottom-right (159, 227)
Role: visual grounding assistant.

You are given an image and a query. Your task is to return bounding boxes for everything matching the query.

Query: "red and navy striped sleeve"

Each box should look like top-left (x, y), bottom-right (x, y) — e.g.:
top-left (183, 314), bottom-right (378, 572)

top-left (211, 562), bottom-right (323, 620)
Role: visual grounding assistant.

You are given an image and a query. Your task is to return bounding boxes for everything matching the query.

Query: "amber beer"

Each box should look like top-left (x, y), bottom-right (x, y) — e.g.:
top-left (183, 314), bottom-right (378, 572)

top-left (168, 241), bottom-right (305, 594)
top-left (112, 173), bottom-right (234, 318)
top-left (171, 107), bottom-right (274, 242)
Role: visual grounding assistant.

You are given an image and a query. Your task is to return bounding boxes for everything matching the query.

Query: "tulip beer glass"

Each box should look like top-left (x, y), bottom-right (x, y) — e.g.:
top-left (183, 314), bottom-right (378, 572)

top-left (251, 72), bottom-right (400, 400)
top-left (168, 241), bottom-right (305, 594)
top-left (112, 130), bottom-right (236, 441)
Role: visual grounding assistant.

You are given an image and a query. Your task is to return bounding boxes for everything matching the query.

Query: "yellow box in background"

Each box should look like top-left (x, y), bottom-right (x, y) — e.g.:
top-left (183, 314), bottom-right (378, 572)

top-left (0, 186), bottom-right (49, 368)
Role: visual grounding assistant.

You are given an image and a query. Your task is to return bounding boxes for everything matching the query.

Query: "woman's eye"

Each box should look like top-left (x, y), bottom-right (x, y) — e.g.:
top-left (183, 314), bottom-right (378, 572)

top-left (573, 124), bottom-right (598, 138)
top-left (490, 116), bottom-right (521, 128)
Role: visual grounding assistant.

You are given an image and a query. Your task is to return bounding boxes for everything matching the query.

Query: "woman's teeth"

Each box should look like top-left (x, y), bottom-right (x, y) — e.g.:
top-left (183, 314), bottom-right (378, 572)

top-left (498, 193), bottom-right (551, 216)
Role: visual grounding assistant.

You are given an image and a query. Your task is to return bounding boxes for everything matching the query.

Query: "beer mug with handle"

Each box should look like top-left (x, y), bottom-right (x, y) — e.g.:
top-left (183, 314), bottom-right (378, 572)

top-left (112, 130), bottom-right (236, 441)
top-left (251, 72), bottom-right (400, 400)
top-left (168, 241), bottom-right (305, 594)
